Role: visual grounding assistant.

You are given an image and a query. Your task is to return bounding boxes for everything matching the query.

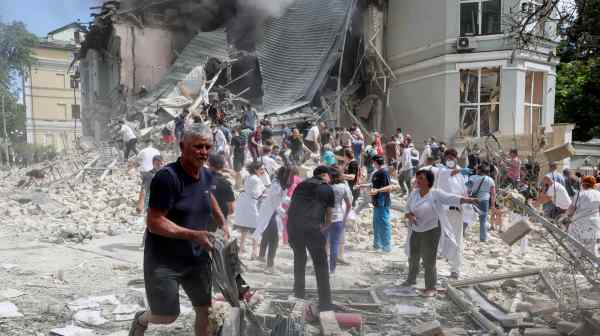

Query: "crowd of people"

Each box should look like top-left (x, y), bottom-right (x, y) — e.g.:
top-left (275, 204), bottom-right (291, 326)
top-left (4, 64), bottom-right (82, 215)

top-left (124, 107), bottom-right (600, 336)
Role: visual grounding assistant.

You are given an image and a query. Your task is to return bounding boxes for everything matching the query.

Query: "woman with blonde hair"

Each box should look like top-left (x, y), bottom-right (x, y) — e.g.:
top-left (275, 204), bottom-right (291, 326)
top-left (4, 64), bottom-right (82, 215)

top-left (567, 176), bottom-right (600, 257)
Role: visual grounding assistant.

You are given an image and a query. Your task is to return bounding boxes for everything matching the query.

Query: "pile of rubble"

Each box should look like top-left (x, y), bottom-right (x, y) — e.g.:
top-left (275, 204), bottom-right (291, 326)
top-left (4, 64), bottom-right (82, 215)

top-left (0, 158), bottom-right (142, 244)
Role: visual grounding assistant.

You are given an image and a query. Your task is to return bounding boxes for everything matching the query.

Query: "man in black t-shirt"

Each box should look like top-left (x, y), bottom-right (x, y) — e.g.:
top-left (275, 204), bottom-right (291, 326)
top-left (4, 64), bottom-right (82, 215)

top-left (208, 154), bottom-right (235, 232)
top-left (129, 123), bottom-right (228, 336)
top-left (287, 166), bottom-right (335, 312)
top-left (261, 120), bottom-right (273, 144)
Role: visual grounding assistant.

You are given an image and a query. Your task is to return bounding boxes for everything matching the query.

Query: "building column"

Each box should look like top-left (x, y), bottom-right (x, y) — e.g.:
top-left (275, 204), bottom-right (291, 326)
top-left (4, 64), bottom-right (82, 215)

top-left (543, 71), bottom-right (556, 131)
top-left (500, 67), bottom-right (526, 135)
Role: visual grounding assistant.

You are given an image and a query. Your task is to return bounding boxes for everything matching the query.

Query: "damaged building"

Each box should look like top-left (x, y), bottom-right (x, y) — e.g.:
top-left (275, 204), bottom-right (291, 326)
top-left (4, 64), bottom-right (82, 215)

top-left (78, 0), bottom-right (570, 156)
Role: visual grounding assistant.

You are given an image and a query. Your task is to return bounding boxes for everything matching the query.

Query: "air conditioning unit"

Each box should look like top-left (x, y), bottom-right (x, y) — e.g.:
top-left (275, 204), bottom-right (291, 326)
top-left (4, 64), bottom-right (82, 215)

top-left (456, 37), bottom-right (478, 51)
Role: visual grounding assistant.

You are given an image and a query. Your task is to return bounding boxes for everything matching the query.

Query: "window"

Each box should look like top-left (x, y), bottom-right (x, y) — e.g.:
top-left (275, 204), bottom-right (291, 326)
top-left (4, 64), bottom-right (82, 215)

top-left (72, 105), bottom-right (81, 120)
top-left (460, 0), bottom-right (502, 36)
top-left (459, 67), bottom-right (501, 137)
top-left (524, 71), bottom-right (544, 134)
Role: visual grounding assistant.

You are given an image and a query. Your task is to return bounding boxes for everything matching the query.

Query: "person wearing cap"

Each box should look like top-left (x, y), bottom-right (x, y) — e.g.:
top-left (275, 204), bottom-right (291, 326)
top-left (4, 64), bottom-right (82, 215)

top-left (567, 176), bottom-right (600, 257)
top-left (137, 155), bottom-right (165, 214)
top-left (368, 155), bottom-right (394, 252)
top-left (287, 165), bottom-right (335, 312)
top-left (207, 154), bottom-right (235, 233)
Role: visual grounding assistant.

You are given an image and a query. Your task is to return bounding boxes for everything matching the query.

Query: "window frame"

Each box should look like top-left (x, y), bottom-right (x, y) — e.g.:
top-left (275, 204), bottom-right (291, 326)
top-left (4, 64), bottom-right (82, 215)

top-left (459, 67), bottom-right (501, 138)
top-left (524, 71), bottom-right (544, 134)
top-left (460, 0), bottom-right (503, 36)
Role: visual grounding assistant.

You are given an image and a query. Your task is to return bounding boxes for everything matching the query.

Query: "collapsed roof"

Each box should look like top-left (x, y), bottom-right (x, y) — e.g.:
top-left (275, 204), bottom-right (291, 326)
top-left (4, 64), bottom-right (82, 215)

top-left (133, 0), bottom-right (355, 116)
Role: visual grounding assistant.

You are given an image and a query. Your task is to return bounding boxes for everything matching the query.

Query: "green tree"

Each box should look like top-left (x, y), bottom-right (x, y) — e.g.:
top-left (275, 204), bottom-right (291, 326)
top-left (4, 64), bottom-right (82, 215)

top-left (555, 59), bottom-right (600, 141)
top-left (555, 0), bottom-right (600, 141)
top-left (0, 21), bottom-right (37, 87)
top-left (0, 21), bottom-right (36, 151)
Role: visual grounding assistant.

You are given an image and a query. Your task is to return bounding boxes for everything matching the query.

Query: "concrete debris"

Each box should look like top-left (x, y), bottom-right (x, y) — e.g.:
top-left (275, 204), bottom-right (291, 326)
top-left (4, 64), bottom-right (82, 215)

top-left (50, 325), bottom-right (96, 336)
top-left (522, 328), bottom-right (562, 336)
top-left (0, 301), bottom-right (23, 318)
top-left (319, 311), bottom-right (344, 336)
top-left (387, 304), bottom-right (423, 316)
top-left (73, 309), bottom-right (108, 326)
top-left (0, 288), bottom-right (25, 299)
top-left (413, 320), bottom-right (444, 336)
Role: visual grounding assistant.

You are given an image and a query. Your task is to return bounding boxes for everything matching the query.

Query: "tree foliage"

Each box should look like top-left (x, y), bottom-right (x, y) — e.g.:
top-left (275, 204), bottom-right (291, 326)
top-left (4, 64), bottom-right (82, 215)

top-left (0, 21), bottom-right (37, 88)
top-left (555, 59), bottom-right (600, 141)
top-left (556, 0), bottom-right (600, 141)
top-left (0, 21), bottom-right (36, 144)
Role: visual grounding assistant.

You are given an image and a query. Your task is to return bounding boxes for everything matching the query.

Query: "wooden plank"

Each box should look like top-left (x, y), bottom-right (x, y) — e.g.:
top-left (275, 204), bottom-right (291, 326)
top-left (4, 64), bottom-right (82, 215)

top-left (100, 159), bottom-right (118, 180)
top-left (447, 286), bottom-right (506, 336)
top-left (449, 269), bottom-right (543, 288)
top-left (73, 155), bottom-right (100, 182)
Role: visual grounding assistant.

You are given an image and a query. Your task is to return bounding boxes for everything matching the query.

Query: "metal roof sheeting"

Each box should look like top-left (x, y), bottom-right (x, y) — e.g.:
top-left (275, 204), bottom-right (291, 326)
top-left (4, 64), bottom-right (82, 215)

top-left (258, 0), bottom-right (354, 113)
top-left (133, 29), bottom-right (229, 112)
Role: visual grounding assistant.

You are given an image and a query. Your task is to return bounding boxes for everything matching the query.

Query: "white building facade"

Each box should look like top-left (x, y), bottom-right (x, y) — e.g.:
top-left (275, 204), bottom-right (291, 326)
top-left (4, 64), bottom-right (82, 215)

top-left (385, 0), bottom-right (560, 145)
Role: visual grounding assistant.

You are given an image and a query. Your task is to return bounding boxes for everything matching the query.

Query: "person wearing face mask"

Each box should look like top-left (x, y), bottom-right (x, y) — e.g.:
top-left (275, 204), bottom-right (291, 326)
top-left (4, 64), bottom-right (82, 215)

top-left (431, 149), bottom-right (469, 279)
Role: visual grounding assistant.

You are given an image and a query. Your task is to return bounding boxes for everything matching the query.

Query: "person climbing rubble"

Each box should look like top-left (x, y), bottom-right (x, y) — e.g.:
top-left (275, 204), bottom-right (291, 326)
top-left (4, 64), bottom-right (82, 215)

top-left (129, 123), bottom-right (227, 336)
top-left (118, 120), bottom-right (138, 162)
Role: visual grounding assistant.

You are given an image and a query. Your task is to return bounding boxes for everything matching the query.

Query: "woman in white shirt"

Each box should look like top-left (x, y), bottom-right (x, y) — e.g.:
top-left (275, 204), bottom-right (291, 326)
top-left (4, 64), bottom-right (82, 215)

top-left (253, 166), bottom-right (296, 273)
top-left (403, 169), bottom-right (477, 297)
top-left (567, 176), bottom-right (600, 257)
top-left (326, 167), bottom-right (353, 273)
top-left (234, 161), bottom-right (266, 258)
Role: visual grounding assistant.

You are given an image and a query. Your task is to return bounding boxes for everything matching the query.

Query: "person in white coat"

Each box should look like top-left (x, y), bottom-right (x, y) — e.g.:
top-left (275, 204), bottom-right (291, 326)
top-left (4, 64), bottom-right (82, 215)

top-left (567, 176), bottom-right (600, 257)
top-left (403, 169), bottom-right (477, 297)
top-left (234, 161), bottom-right (266, 258)
top-left (253, 166), bottom-right (296, 273)
top-left (433, 148), bottom-right (469, 279)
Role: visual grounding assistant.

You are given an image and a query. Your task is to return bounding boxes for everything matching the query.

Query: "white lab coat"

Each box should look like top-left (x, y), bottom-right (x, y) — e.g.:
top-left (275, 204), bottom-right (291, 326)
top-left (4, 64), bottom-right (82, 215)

top-left (253, 181), bottom-right (287, 240)
top-left (234, 175), bottom-right (265, 230)
top-left (405, 189), bottom-right (461, 259)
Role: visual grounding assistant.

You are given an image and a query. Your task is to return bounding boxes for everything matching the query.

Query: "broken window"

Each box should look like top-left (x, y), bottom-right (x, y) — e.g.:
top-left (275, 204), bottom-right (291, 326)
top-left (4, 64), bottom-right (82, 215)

top-left (459, 67), bottom-right (501, 137)
top-left (460, 0), bottom-right (502, 36)
top-left (524, 71), bottom-right (544, 134)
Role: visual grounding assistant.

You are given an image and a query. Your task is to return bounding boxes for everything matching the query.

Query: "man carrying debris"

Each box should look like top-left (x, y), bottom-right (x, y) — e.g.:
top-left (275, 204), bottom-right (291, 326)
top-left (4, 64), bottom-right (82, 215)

top-left (287, 165), bottom-right (335, 312)
top-left (536, 175), bottom-right (572, 220)
top-left (129, 123), bottom-right (227, 336)
top-left (119, 120), bottom-right (138, 162)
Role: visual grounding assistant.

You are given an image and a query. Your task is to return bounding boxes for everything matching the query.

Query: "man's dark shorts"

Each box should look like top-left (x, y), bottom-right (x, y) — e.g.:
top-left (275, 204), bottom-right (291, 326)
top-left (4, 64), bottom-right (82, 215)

top-left (144, 254), bottom-right (212, 316)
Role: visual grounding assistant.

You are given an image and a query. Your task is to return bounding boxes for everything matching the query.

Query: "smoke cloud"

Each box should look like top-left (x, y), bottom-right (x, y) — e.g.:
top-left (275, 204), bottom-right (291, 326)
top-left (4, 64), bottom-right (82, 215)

top-left (110, 0), bottom-right (297, 50)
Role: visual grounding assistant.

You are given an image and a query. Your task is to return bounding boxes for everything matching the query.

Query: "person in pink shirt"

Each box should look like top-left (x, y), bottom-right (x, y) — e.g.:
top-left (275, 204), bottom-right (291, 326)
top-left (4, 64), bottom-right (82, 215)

top-left (281, 167), bottom-right (302, 245)
top-left (507, 149), bottom-right (521, 188)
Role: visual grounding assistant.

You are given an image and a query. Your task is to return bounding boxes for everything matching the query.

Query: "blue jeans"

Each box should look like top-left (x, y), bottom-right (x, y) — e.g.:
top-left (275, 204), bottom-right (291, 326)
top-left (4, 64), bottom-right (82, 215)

top-left (326, 221), bottom-right (344, 272)
top-left (352, 142), bottom-right (363, 165)
top-left (373, 206), bottom-right (391, 252)
top-left (479, 199), bottom-right (490, 241)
